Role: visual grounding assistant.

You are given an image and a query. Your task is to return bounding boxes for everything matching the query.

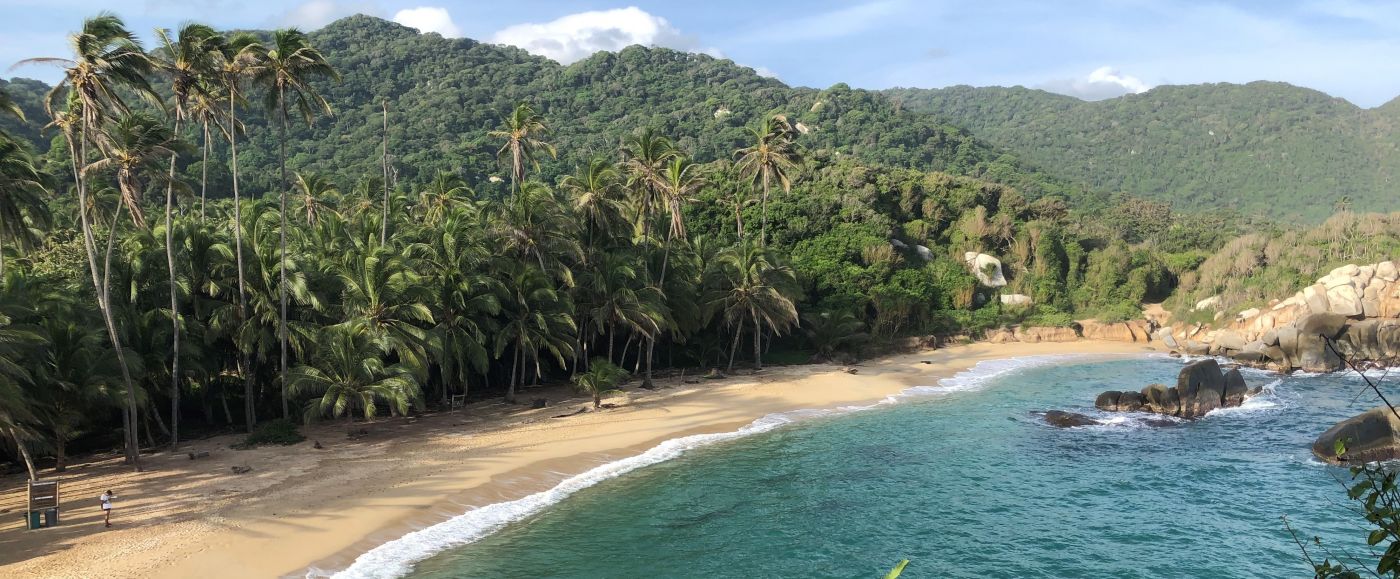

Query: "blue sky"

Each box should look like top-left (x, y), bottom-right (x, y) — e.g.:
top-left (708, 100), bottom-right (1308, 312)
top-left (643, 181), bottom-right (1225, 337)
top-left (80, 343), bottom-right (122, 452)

top-left (7, 0), bottom-right (1400, 107)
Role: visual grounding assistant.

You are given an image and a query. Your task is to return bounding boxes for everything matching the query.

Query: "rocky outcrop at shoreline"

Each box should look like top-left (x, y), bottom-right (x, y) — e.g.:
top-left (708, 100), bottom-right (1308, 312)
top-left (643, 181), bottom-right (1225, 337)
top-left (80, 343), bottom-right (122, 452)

top-left (986, 320), bottom-right (1154, 344)
top-left (1159, 261), bottom-right (1400, 372)
top-left (1093, 359), bottom-right (1259, 420)
top-left (1313, 407), bottom-right (1400, 464)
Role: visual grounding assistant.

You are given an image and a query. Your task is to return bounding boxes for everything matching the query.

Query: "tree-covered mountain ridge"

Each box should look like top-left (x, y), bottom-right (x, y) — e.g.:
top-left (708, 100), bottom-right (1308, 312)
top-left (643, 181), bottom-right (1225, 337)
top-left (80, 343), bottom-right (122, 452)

top-left (886, 81), bottom-right (1400, 221)
top-left (2, 14), bottom-right (1087, 207)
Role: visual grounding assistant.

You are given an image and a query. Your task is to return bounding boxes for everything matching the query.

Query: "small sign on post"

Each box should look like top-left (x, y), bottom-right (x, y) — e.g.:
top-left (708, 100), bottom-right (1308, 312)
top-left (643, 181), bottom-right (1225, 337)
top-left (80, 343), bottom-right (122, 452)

top-left (25, 480), bottom-right (59, 530)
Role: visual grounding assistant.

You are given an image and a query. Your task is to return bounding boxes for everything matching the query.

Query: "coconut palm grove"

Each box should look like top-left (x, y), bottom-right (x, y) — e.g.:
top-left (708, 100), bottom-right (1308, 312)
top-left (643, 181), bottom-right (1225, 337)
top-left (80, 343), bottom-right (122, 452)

top-left (3, 10), bottom-right (1400, 579)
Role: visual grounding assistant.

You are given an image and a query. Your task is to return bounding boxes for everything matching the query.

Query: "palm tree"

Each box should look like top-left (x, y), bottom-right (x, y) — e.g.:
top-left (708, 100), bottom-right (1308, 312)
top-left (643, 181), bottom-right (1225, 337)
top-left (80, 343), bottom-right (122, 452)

top-left (415, 170), bottom-right (472, 226)
top-left (494, 262), bottom-right (575, 403)
top-left (657, 155), bottom-right (704, 281)
top-left (561, 158), bottom-right (624, 257)
top-left (249, 27), bottom-right (337, 419)
top-left (290, 323), bottom-right (420, 422)
top-left (211, 204), bottom-right (320, 429)
top-left (620, 128), bottom-right (676, 243)
top-left (573, 359), bottom-right (626, 409)
top-left (215, 36), bottom-right (262, 419)
top-left (801, 310), bottom-right (868, 361)
top-left (0, 86), bottom-right (21, 123)
top-left (21, 13), bottom-right (156, 469)
top-left (333, 246), bottom-right (435, 376)
top-left (147, 23), bottom-right (219, 448)
top-left (86, 112), bottom-right (185, 229)
top-left (155, 24), bottom-right (224, 224)
top-left (619, 129), bottom-right (681, 388)
top-left (489, 102), bottom-right (555, 196)
top-left (734, 114), bottom-right (800, 246)
top-left (0, 328), bottom-right (40, 480)
top-left (0, 137), bottom-right (51, 275)
top-left (424, 209), bottom-right (502, 405)
top-left (575, 249), bottom-right (664, 365)
top-left (491, 181), bottom-right (582, 284)
top-left (704, 239), bottom-right (800, 372)
top-left (294, 172), bottom-right (339, 225)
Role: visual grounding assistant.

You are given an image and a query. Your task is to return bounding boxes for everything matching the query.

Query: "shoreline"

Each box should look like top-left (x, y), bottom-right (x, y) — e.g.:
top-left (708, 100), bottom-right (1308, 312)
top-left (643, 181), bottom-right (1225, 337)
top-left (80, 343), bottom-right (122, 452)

top-left (0, 340), bottom-right (1152, 579)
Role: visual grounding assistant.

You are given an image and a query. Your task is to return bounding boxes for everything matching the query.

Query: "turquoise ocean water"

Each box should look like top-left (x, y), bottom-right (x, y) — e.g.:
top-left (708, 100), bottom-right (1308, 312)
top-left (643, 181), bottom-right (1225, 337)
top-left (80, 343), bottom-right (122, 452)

top-left (334, 355), bottom-right (1382, 578)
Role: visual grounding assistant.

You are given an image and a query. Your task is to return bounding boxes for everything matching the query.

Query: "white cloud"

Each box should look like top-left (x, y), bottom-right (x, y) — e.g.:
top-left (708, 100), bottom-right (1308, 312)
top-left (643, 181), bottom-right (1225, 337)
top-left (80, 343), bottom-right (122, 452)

top-left (490, 7), bottom-right (712, 64)
top-left (750, 65), bottom-right (779, 79)
top-left (393, 6), bottom-right (462, 37)
top-left (276, 0), bottom-right (380, 29)
top-left (1039, 66), bottom-right (1153, 101)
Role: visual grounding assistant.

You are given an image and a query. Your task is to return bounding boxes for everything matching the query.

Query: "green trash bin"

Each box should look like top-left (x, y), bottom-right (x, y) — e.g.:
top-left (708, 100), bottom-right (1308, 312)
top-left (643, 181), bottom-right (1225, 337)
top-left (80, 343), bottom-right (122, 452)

top-left (43, 508), bottom-right (58, 527)
top-left (26, 511), bottom-right (40, 530)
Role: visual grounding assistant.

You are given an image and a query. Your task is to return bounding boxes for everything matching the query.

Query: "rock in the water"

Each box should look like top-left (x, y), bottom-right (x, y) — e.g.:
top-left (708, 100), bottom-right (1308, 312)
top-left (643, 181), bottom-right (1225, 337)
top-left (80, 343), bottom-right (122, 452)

top-left (1177, 359), bottom-right (1227, 418)
top-left (1094, 391), bottom-right (1122, 411)
top-left (1141, 383), bottom-right (1180, 416)
top-left (1222, 368), bottom-right (1249, 406)
top-left (1117, 391), bottom-right (1145, 412)
top-left (1313, 407), bottom-right (1400, 463)
top-left (1042, 410), bottom-right (1099, 428)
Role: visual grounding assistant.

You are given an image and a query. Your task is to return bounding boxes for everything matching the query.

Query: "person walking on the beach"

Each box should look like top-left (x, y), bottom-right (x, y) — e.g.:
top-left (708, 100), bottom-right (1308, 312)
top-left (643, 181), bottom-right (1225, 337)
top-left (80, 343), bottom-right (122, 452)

top-left (99, 490), bottom-right (114, 527)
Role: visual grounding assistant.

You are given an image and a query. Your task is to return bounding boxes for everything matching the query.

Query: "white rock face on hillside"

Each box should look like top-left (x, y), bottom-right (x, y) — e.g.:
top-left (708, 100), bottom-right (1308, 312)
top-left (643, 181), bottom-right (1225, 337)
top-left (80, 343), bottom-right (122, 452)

top-left (1000, 293), bottom-right (1033, 306)
top-left (964, 252), bottom-right (1006, 288)
top-left (1194, 295), bottom-right (1221, 311)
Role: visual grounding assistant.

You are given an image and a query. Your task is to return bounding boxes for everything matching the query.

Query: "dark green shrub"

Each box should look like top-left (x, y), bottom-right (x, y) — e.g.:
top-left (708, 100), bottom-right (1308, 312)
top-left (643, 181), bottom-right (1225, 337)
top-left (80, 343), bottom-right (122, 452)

top-left (243, 419), bottom-right (306, 447)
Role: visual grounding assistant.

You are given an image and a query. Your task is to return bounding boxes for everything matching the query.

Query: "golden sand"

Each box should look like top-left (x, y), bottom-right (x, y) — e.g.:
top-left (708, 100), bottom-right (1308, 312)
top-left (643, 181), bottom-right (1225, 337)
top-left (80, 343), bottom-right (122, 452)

top-left (0, 340), bottom-right (1151, 578)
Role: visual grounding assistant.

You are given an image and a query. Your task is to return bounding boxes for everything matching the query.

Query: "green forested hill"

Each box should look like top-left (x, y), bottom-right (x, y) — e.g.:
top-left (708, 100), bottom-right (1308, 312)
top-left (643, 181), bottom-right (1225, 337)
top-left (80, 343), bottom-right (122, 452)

top-left (887, 82), bottom-right (1399, 221)
top-left (1, 15), bottom-right (1082, 205)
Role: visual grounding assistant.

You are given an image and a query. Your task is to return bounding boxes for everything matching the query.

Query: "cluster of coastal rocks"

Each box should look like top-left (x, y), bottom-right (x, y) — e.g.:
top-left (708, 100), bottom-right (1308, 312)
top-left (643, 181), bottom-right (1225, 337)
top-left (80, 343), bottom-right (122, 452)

top-left (1158, 261), bottom-right (1400, 372)
top-left (1094, 359), bottom-right (1257, 419)
top-left (1041, 359), bottom-right (1259, 427)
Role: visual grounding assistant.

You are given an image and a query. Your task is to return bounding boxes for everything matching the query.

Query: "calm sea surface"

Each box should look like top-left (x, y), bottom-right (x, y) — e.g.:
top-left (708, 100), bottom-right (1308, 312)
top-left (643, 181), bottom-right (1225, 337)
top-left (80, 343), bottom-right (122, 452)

top-left (350, 355), bottom-right (1380, 578)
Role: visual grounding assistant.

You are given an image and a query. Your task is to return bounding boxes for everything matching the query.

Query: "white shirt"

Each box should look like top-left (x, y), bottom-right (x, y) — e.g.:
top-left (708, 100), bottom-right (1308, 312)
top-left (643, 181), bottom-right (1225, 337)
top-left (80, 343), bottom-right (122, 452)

top-left (99, 493), bottom-right (112, 510)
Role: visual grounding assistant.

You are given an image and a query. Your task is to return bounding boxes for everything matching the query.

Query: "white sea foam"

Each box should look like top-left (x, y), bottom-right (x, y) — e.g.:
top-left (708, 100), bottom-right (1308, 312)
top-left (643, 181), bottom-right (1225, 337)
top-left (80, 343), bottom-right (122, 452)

top-left (1205, 379), bottom-right (1285, 417)
top-left (315, 353), bottom-right (1107, 578)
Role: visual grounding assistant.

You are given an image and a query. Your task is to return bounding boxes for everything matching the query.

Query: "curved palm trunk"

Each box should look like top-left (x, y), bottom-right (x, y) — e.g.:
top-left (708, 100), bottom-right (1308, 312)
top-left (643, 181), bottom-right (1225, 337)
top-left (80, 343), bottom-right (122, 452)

top-left (727, 319), bottom-right (743, 372)
top-left (103, 199), bottom-right (141, 469)
top-left (759, 168), bottom-right (771, 247)
top-left (752, 311), bottom-right (763, 371)
top-left (76, 116), bottom-right (142, 471)
top-left (230, 86), bottom-right (254, 431)
top-left (200, 119), bottom-right (209, 222)
top-left (166, 115), bottom-right (183, 449)
top-left (7, 428), bottom-right (36, 481)
top-left (507, 343), bottom-right (520, 404)
top-left (381, 100), bottom-right (389, 245)
top-left (278, 87), bottom-right (290, 420)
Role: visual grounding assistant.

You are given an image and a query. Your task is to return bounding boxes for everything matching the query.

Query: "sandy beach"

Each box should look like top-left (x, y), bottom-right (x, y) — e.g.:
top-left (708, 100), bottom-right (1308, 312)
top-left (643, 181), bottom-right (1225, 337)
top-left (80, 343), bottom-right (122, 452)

top-left (0, 340), bottom-right (1151, 579)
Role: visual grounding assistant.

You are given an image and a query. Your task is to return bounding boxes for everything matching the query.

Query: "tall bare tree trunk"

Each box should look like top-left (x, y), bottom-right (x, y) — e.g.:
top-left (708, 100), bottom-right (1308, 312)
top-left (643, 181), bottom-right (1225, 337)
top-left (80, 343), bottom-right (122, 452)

top-left (381, 100), bottom-right (389, 245)
top-left (200, 119), bottom-right (209, 222)
top-left (76, 117), bottom-right (142, 471)
top-left (229, 87), bottom-right (253, 431)
top-left (752, 311), bottom-right (763, 371)
top-left (8, 429), bottom-right (36, 481)
top-left (759, 168), bottom-right (770, 247)
top-left (166, 116), bottom-right (183, 449)
top-left (507, 344), bottom-right (520, 404)
top-left (278, 88), bottom-right (289, 420)
top-left (728, 321), bottom-right (743, 372)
